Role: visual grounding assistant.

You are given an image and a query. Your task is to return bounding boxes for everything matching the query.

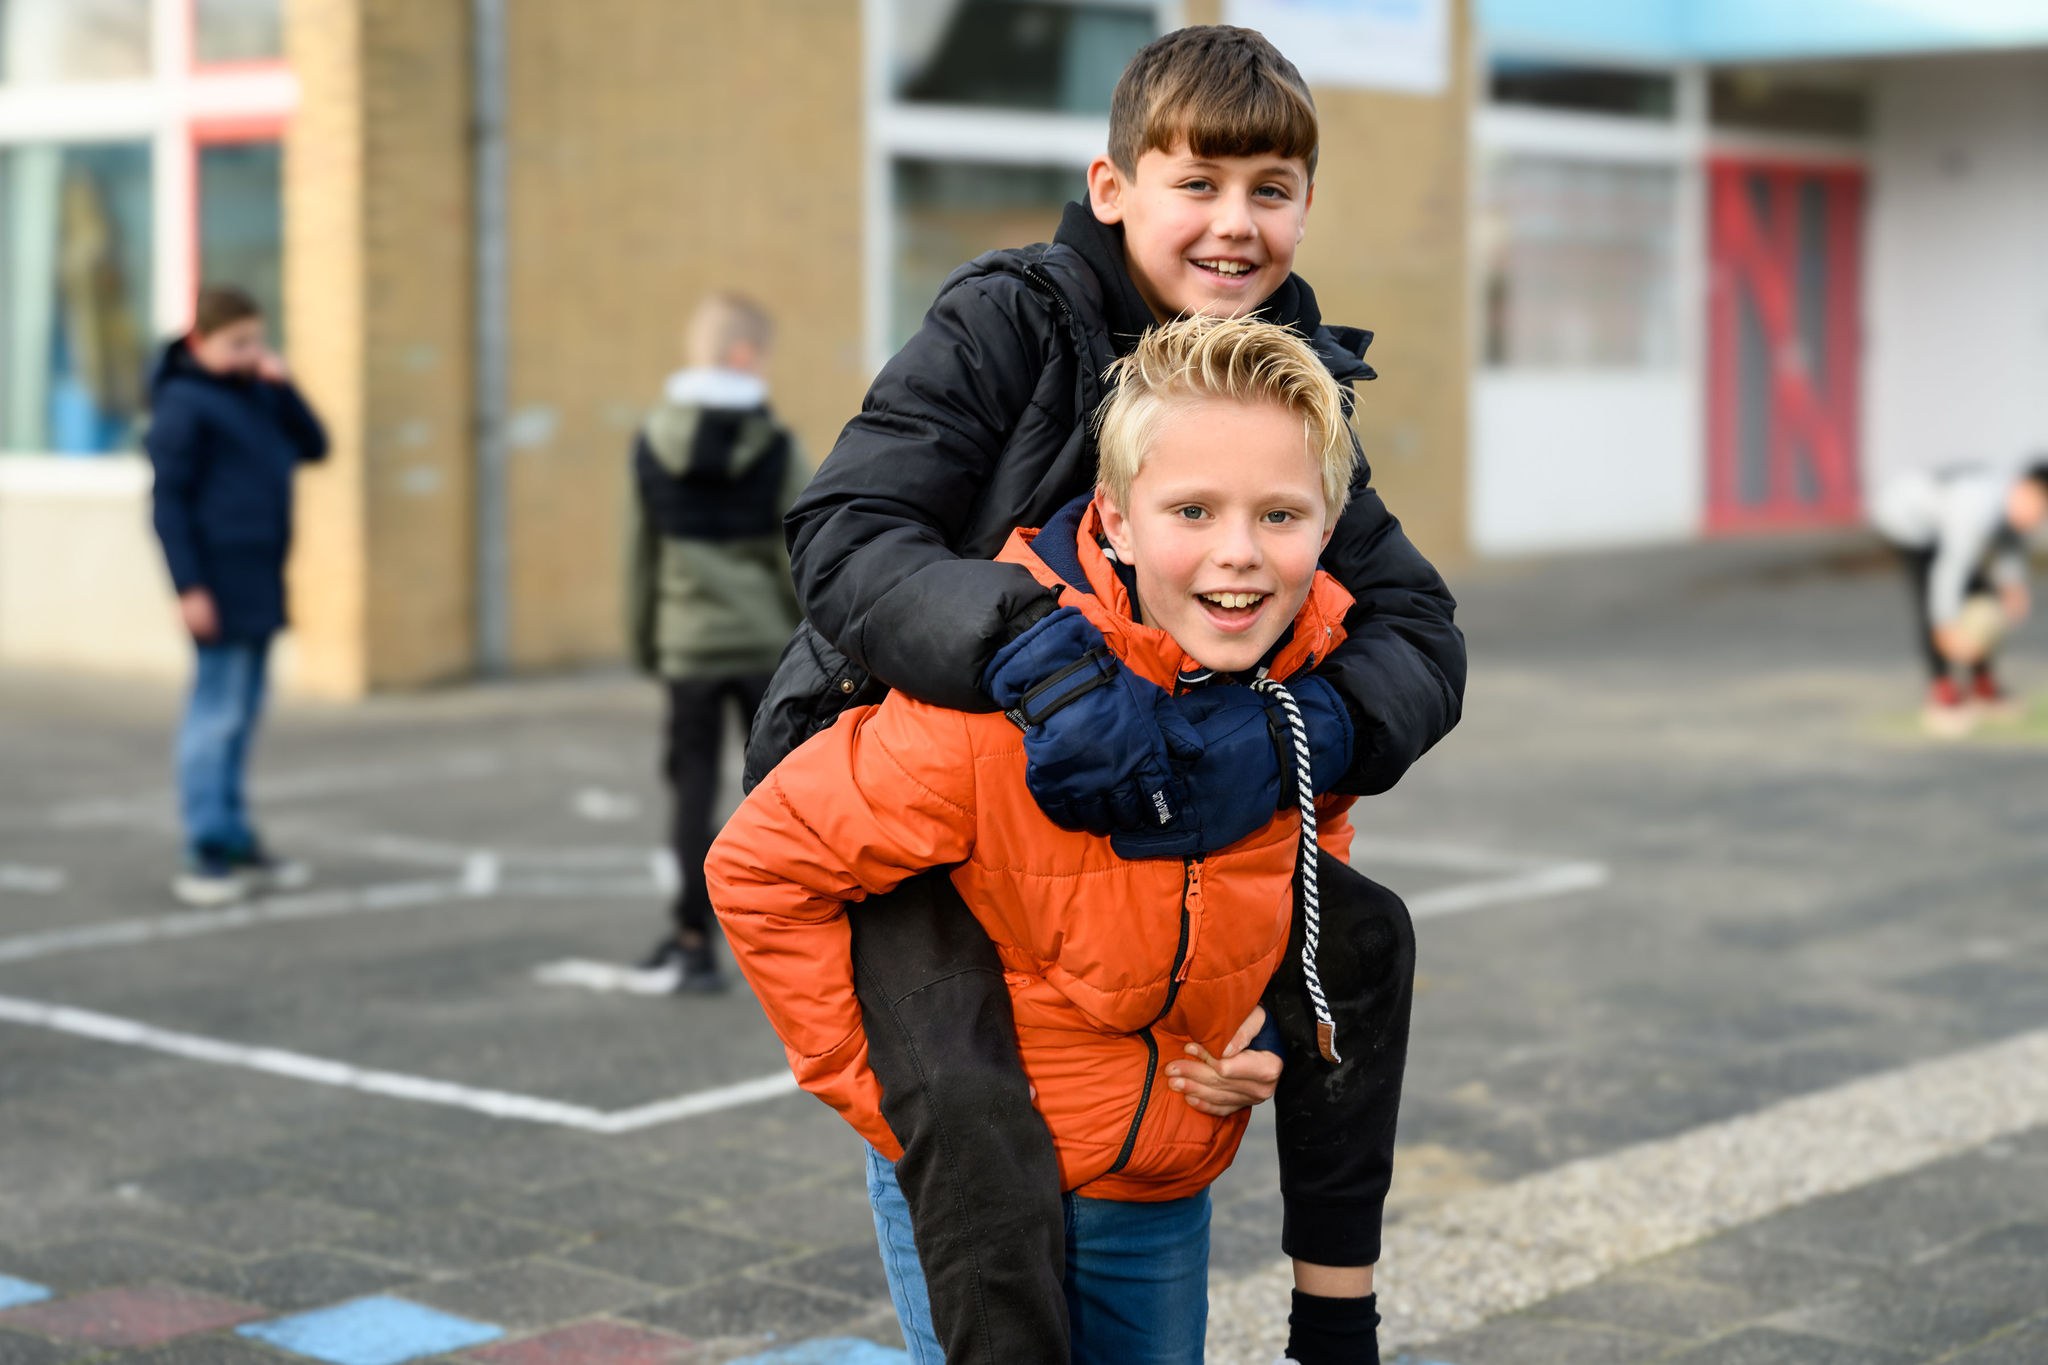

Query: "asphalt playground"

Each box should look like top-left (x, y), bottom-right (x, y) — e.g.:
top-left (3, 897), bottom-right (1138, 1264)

top-left (1, 531), bottom-right (2045, 1364)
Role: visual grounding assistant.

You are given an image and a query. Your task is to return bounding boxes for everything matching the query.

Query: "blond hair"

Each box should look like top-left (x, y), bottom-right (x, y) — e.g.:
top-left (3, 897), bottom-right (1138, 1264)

top-left (1095, 314), bottom-right (1356, 517)
top-left (1109, 25), bottom-right (1319, 180)
top-left (684, 292), bottom-right (775, 369)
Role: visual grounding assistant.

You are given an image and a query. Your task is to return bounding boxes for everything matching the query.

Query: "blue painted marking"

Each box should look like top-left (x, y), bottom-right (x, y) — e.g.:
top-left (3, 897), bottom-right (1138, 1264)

top-left (0, 1275), bottom-right (52, 1310)
top-left (236, 1296), bottom-right (502, 1365)
top-left (726, 1338), bottom-right (914, 1365)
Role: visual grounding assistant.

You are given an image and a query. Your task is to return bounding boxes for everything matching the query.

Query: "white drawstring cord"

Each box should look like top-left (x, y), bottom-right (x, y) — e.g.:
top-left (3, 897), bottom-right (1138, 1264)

top-left (1252, 677), bottom-right (1340, 1064)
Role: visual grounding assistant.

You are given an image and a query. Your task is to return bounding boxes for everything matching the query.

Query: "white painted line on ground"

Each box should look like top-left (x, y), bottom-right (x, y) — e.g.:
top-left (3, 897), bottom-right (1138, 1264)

top-left (44, 754), bottom-right (508, 828)
top-left (0, 864), bottom-right (66, 894)
top-left (1206, 1026), bottom-right (2048, 1361)
top-left (533, 957), bottom-right (679, 997)
top-left (1350, 837), bottom-right (1558, 875)
top-left (0, 990), bottom-right (798, 1134)
top-left (0, 879), bottom-right (461, 966)
top-left (461, 852), bottom-right (500, 897)
top-left (651, 848), bottom-right (680, 896)
top-left (1405, 861), bottom-right (1610, 920)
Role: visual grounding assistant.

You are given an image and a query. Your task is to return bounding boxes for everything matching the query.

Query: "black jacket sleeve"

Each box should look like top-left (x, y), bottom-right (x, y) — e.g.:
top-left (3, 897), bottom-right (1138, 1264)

top-left (1316, 437), bottom-right (1467, 796)
top-left (785, 274), bottom-right (1062, 712)
top-left (145, 395), bottom-right (208, 595)
top-left (267, 380), bottom-right (329, 463)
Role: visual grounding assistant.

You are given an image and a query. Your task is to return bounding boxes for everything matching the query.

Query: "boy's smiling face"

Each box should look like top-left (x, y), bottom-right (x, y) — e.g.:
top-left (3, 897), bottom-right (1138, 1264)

top-left (1087, 140), bottom-right (1313, 321)
top-left (1096, 395), bottom-right (1333, 674)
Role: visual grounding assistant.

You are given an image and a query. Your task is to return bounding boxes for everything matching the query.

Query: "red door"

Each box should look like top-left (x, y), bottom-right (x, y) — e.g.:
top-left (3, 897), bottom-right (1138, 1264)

top-left (1706, 159), bottom-right (1864, 533)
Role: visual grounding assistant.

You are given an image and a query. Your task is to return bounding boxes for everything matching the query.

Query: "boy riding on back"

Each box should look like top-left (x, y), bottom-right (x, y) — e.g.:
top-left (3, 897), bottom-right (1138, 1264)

top-left (741, 25), bottom-right (1464, 1363)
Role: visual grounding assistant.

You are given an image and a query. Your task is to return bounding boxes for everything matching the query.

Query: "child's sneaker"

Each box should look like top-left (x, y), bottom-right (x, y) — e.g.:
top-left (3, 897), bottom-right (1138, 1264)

top-left (230, 843), bottom-right (313, 894)
top-left (172, 855), bottom-right (250, 906)
top-left (675, 940), bottom-right (730, 995)
top-left (1968, 671), bottom-right (2023, 723)
top-left (1923, 677), bottom-right (1975, 738)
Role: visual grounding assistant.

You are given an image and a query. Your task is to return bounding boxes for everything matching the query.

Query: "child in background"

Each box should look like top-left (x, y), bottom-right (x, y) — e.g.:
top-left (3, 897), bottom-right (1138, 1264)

top-left (147, 285), bottom-right (327, 907)
top-left (627, 293), bottom-right (806, 992)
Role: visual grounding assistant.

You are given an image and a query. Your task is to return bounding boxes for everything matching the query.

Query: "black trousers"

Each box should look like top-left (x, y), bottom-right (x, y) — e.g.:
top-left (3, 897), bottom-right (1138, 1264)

top-left (1896, 546), bottom-right (1995, 683)
top-left (663, 674), bottom-right (771, 938)
top-left (851, 852), bottom-right (1415, 1363)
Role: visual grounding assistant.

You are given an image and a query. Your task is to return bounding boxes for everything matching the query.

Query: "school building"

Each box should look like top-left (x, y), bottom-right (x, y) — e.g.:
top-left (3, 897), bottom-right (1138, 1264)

top-left (2, 1), bottom-right (2044, 694)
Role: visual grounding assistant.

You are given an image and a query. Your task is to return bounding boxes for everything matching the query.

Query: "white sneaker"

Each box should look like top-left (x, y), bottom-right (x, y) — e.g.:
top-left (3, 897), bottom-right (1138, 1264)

top-left (233, 848), bottom-right (312, 894)
top-left (172, 866), bottom-right (250, 906)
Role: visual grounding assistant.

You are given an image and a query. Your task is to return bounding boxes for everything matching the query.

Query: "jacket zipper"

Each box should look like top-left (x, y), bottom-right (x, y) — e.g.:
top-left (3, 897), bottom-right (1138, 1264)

top-left (1106, 856), bottom-right (1202, 1175)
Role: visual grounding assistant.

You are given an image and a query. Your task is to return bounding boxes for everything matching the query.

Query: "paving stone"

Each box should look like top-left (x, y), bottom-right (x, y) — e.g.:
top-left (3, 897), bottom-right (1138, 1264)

top-left (125, 1155), bottom-right (292, 1207)
top-left (1660, 1326), bottom-right (1921, 1364)
top-left (124, 1335), bottom-right (312, 1364)
top-left (1740, 1148), bottom-right (2048, 1267)
top-left (335, 1211), bottom-right (559, 1275)
top-left (1946, 1315), bottom-right (2048, 1364)
top-left (282, 1159), bottom-right (500, 1220)
top-left (160, 1196), bottom-right (377, 1259)
top-left (5, 1238), bottom-right (213, 1295)
top-left (0, 1329), bottom-right (71, 1365)
top-left (1777, 1243), bottom-right (2048, 1352)
top-left (626, 1277), bottom-right (870, 1343)
top-left (461, 1319), bottom-right (695, 1364)
top-left (1948, 1222), bottom-right (2048, 1261)
top-left (408, 1258), bottom-right (660, 1329)
top-left (722, 1187), bottom-right (878, 1251)
top-left (751, 1248), bottom-right (890, 1306)
top-left (563, 1225), bottom-right (781, 1290)
top-left (1525, 1272), bottom-right (1765, 1339)
top-left (489, 1178), bottom-right (692, 1239)
top-left (0, 1284), bottom-right (260, 1348)
top-left (722, 1339), bottom-right (911, 1365)
top-left (1642, 1235), bottom-right (1869, 1309)
top-left (239, 1295), bottom-right (504, 1365)
top-left (175, 1249), bottom-right (409, 1313)
top-left (1405, 1316), bottom-right (1674, 1365)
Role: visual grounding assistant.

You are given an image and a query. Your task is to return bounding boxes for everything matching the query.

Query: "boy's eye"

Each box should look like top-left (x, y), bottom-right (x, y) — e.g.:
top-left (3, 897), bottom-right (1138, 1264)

top-left (1255, 184), bottom-right (1289, 200)
top-left (1179, 179), bottom-right (1214, 193)
top-left (1263, 509), bottom-right (1297, 524)
top-left (1175, 505), bottom-right (1208, 520)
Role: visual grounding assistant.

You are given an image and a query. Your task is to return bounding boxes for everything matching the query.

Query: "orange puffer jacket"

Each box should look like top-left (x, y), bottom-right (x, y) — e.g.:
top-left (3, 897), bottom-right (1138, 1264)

top-left (706, 500), bottom-right (1355, 1202)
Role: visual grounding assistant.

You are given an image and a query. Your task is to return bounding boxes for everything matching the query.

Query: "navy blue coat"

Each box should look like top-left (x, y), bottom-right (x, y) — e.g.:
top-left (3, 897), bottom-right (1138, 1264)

top-left (145, 339), bottom-right (328, 641)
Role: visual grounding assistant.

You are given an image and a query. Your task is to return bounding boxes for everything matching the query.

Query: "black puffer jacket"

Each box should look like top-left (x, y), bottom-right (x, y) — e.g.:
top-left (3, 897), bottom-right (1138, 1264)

top-left (744, 202), bottom-right (1465, 795)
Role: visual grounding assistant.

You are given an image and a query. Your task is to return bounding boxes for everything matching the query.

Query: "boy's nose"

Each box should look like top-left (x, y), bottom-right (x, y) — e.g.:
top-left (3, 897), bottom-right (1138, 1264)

top-left (1211, 193), bottom-right (1255, 240)
top-left (1213, 519), bottom-right (1262, 567)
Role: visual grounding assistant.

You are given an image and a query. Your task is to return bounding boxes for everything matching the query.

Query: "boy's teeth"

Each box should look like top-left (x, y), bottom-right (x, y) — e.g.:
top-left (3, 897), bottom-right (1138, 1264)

top-left (1202, 592), bottom-right (1263, 609)
top-left (1196, 259), bottom-right (1251, 276)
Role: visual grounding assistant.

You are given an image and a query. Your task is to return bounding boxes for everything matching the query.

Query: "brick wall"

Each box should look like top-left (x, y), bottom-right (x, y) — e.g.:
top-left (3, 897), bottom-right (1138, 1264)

top-left (284, 0), bottom-right (475, 695)
top-left (500, 0), bottom-right (867, 669)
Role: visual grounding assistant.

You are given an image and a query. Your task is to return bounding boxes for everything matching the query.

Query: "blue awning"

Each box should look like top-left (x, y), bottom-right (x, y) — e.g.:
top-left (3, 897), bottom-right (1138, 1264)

top-left (1480, 0), bottom-right (2048, 64)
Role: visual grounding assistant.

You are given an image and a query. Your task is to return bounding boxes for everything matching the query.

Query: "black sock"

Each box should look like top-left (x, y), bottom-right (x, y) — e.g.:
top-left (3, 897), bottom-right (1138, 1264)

top-left (1286, 1290), bottom-right (1380, 1365)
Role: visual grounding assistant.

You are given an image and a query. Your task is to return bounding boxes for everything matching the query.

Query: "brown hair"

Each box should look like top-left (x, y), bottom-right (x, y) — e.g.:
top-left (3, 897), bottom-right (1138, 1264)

top-left (1108, 25), bottom-right (1319, 180)
top-left (1095, 313), bottom-right (1355, 518)
top-left (193, 284), bottom-right (262, 337)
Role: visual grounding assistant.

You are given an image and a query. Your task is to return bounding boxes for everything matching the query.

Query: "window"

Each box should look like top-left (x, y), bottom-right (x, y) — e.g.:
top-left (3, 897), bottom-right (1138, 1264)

top-left (894, 160), bottom-right (1080, 348)
top-left (1489, 59), bottom-right (1674, 121)
top-left (0, 0), bottom-right (151, 84)
top-left (1710, 70), bottom-right (1868, 139)
top-left (199, 141), bottom-right (282, 329)
top-left (195, 0), bottom-right (281, 65)
top-left (1480, 155), bottom-right (1678, 370)
top-left (894, 0), bottom-right (1153, 114)
top-left (874, 1), bottom-right (1167, 365)
top-left (0, 0), bottom-right (294, 454)
top-left (0, 142), bottom-right (153, 453)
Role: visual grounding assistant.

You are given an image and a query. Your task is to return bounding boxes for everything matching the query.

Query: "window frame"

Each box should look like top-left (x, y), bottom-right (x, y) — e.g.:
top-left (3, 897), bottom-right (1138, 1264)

top-left (0, 0), bottom-right (291, 456)
top-left (863, 0), bottom-right (1181, 370)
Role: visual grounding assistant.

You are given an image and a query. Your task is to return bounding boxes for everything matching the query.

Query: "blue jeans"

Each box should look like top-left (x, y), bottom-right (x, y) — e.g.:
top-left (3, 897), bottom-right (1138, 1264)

top-left (175, 637), bottom-right (272, 864)
top-left (865, 1146), bottom-right (1210, 1364)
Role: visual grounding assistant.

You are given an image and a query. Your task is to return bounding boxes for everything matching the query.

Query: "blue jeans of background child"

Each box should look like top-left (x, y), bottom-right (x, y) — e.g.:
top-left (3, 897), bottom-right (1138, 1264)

top-left (865, 1146), bottom-right (1211, 1364)
top-left (176, 637), bottom-right (272, 863)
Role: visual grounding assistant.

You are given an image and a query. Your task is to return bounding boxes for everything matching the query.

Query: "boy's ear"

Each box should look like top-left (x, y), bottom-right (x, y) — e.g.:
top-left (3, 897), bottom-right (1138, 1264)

top-left (1087, 156), bottom-right (1128, 225)
top-left (1095, 488), bottom-right (1136, 564)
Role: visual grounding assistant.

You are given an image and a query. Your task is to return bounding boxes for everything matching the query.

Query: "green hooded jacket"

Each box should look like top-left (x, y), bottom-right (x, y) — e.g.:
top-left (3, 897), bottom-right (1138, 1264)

top-left (627, 373), bottom-right (807, 679)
